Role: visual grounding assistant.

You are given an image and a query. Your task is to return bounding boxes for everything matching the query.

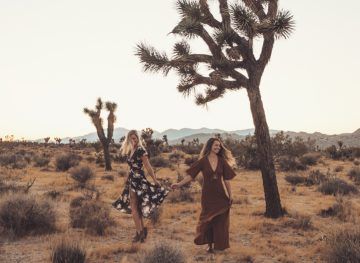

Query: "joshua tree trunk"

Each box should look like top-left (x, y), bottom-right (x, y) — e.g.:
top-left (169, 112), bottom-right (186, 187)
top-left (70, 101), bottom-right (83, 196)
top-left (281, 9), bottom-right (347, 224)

top-left (247, 80), bottom-right (282, 217)
top-left (102, 141), bottom-right (112, 171)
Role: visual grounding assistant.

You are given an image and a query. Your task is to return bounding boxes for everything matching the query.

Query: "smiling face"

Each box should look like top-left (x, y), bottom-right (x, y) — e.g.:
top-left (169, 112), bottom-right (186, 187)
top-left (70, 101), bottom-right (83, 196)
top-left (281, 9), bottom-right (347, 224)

top-left (211, 140), bottom-right (221, 154)
top-left (130, 134), bottom-right (139, 148)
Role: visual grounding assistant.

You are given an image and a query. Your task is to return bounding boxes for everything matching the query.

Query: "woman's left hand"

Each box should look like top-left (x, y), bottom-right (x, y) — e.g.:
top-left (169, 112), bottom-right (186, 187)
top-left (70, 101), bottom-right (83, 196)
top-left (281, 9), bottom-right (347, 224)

top-left (154, 179), bottom-right (161, 186)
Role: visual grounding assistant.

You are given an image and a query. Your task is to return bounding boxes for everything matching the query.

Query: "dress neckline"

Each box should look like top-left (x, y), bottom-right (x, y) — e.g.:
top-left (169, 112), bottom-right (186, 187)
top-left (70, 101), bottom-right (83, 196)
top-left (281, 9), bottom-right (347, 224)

top-left (206, 155), bottom-right (219, 173)
top-left (129, 146), bottom-right (139, 160)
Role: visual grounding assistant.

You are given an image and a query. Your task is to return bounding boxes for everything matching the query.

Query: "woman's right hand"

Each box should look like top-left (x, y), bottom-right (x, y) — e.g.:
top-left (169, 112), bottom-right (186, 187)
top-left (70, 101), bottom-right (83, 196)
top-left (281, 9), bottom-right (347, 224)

top-left (171, 183), bottom-right (180, 190)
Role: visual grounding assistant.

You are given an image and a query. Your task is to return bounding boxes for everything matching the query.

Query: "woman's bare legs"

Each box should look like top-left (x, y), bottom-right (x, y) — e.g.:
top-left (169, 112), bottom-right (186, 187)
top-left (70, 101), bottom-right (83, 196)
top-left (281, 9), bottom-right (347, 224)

top-left (130, 190), bottom-right (142, 233)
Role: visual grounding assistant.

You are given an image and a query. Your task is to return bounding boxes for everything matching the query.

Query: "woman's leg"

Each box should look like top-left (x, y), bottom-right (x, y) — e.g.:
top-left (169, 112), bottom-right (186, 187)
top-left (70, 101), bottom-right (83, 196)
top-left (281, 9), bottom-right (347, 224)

top-left (130, 190), bottom-right (143, 233)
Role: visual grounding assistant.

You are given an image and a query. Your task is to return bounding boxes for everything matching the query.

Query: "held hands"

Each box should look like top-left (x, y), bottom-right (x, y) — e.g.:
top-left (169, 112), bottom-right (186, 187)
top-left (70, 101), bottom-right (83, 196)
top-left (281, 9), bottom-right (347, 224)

top-left (170, 183), bottom-right (180, 190)
top-left (153, 178), bottom-right (161, 187)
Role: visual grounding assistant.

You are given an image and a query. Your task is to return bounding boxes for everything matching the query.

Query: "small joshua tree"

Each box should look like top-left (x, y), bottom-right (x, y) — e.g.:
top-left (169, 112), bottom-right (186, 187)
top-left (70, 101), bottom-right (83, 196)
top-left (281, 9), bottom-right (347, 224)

top-left (44, 137), bottom-right (50, 144)
top-left (136, 0), bottom-right (294, 218)
top-left (84, 98), bottom-right (117, 171)
top-left (54, 137), bottom-right (62, 145)
top-left (162, 135), bottom-right (169, 146)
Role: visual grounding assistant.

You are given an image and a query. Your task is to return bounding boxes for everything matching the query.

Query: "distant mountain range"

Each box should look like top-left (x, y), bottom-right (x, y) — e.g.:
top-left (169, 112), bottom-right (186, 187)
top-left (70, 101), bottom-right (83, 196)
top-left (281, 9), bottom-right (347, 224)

top-left (36, 127), bottom-right (360, 148)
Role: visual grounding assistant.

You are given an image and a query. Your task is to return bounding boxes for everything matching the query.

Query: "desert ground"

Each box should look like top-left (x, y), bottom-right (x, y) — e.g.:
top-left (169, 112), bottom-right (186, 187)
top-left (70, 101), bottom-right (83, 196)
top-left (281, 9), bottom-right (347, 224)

top-left (0, 142), bottom-right (359, 263)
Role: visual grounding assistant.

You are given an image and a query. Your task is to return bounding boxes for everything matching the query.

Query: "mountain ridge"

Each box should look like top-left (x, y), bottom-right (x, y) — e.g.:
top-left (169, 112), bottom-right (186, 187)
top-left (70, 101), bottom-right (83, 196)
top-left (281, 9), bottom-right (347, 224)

top-left (35, 127), bottom-right (360, 148)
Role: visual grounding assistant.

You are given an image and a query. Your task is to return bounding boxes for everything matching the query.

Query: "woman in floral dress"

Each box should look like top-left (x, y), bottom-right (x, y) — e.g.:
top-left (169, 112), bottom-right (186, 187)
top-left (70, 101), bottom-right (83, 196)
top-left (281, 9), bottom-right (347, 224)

top-left (171, 137), bottom-right (237, 252)
top-left (113, 130), bottom-right (169, 242)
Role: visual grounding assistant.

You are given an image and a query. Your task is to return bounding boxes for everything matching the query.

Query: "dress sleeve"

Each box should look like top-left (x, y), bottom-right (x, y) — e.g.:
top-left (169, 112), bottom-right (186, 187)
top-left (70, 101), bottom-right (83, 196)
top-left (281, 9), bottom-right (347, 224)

top-left (223, 159), bottom-right (236, 180)
top-left (185, 158), bottom-right (203, 179)
top-left (137, 146), bottom-right (148, 158)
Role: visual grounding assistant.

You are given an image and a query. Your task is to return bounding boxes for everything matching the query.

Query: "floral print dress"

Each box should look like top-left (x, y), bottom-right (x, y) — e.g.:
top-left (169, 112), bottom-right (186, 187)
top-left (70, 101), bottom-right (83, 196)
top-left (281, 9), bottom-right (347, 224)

top-left (112, 146), bottom-right (169, 218)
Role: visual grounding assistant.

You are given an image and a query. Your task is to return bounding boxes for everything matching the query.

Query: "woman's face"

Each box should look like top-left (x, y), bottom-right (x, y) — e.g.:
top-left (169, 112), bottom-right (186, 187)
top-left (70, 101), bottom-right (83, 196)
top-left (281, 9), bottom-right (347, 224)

top-left (211, 140), bottom-right (221, 154)
top-left (130, 134), bottom-right (138, 148)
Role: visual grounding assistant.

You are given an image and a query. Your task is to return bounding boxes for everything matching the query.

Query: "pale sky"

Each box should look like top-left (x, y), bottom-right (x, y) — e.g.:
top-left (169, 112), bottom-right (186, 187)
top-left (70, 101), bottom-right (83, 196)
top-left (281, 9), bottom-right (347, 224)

top-left (1, 0), bottom-right (359, 140)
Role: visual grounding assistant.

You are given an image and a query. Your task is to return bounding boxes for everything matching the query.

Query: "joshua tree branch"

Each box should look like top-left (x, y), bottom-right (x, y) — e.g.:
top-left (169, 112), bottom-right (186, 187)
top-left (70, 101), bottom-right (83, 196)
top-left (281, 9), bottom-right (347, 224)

top-left (199, 0), bottom-right (222, 28)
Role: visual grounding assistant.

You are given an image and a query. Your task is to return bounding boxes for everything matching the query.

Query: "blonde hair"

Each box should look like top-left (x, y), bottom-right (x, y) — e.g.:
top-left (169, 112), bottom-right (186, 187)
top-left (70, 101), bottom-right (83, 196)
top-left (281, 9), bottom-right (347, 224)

top-left (120, 130), bottom-right (146, 156)
top-left (199, 137), bottom-right (236, 167)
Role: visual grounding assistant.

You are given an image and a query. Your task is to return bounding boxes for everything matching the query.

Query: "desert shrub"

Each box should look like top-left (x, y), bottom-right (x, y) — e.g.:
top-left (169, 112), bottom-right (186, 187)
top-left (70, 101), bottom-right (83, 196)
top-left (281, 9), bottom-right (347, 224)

top-left (184, 155), bottom-right (198, 166)
top-left (51, 241), bottom-right (86, 263)
top-left (150, 156), bottom-right (170, 168)
top-left (285, 174), bottom-right (307, 185)
top-left (306, 170), bottom-right (328, 186)
top-left (112, 154), bottom-right (127, 163)
top-left (325, 227), bottom-right (360, 263)
top-left (0, 194), bottom-right (56, 237)
top-left (0, 180), bottom-right (21, 195)
top-left (229, 135), bottom-right (260, 170)
top-left (168, 151), bottom-right (184, 166)
top-left (168, 188), bottom-right (193, 203)
top-left (299, 152), bottom-right (320, 166)
top-left (118, 169), bottom-right (127, 177)
top-left (45, 190), bottom-right (62, 200)
top-left (85, 156), bottom-right (95, 163)
top-left (70, 200), bottom-right (114, 235)
top-left (348, 167), bottom-right (360, 184)
top-left (318, 178), bottom-right (358, 196)
top-left (354, 160), bottom-right (360, 166)
top-left (177, 144), bottom-right (203, 155)
top-left (70, 166), bottom-right (94, 187)
top-left (271, 132), bottom-right (314, 158)
top-left (285, 214), bottom-right (313, 230)
top-left (101, 175), bottom-right (114, 181)
top-left (278, 156), bottom-right (307, 171)
top-left (320, 197), bottom-right (355, 222)
top-left (55, 153), bottom-right (81, 171)
top-left (33, 155), bottom-right (50, 167)
top-left (70, 196), bottom-right (86, 208)
top-left (325, 145), bottom-right (360, 160)
top-left (141, 243), bottom-right (186, 263)
top-left (149, 207), bottom-right (162, 225)
top-left (0, 153), bottom-right (27, 169)
top-left (334, 165), bottom-right (344, 173)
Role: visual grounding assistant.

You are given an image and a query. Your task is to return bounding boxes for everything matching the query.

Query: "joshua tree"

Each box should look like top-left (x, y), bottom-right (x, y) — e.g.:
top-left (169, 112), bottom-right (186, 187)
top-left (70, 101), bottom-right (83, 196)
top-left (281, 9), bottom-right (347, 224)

top-left (136, 0), bottom-right (294, 218)
top-left (54, 137), bottom-right (62, 144)
top-left (181, 138), bottom-right (185, 145)
top-left (84, 98), bottom-right (117, 171)
top-left (141, 128), bottom-right (154, 150)
top-left (162, 135), bottom-right (169, 145)
top-left (80, 138), bottom-right (87, 145)
top-left (44, 137), bottom-right (50, 144)
top-left (337, 141), bottom-right (344, 150)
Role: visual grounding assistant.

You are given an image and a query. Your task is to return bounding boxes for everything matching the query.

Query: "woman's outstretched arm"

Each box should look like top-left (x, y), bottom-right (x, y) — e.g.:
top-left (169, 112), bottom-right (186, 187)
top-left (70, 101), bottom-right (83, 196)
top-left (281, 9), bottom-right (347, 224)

top-left (171, 175), bottom-right (193, 189)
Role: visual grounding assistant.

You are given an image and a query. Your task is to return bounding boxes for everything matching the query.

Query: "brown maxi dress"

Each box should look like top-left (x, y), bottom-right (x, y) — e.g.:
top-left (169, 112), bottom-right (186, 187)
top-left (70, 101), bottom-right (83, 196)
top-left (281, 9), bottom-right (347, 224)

top-left (186, 156), bottom-right (236, 250)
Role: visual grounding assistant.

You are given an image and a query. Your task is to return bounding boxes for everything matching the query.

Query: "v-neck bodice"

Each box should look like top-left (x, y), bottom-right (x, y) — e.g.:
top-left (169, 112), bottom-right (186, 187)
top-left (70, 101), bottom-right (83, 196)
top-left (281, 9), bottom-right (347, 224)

top-left (127, 146), bottom-right (148, 172)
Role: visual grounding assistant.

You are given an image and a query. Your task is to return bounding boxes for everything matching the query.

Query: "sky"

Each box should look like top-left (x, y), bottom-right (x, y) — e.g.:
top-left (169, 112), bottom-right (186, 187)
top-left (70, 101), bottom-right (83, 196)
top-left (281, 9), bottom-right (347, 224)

top-left (0, 0), bottom-right (359, 140)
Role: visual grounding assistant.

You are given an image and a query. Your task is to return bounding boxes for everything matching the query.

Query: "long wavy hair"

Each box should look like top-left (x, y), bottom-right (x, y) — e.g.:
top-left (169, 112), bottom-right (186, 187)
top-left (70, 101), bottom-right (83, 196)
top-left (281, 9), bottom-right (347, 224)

top-left (199, 137), bottom-right (236, 167)
top-left (120, 130), bottom-right (146, 156)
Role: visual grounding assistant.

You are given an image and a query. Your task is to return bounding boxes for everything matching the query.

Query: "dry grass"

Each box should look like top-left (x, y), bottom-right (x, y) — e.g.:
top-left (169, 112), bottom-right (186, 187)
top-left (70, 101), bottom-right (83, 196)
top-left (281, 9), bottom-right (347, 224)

top-left (0, 143), bottom-right (359, 262)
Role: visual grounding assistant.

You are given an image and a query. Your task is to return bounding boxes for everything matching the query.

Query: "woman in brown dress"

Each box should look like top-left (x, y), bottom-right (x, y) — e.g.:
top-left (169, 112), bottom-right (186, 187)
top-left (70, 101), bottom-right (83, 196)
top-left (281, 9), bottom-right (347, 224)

top-left (171, 137), bottom-right (236, 252)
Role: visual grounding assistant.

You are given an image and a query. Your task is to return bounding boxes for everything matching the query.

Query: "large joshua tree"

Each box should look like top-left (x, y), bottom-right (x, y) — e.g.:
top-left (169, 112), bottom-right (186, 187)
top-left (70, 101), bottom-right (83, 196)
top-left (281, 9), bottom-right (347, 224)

top-left (84, 98), bottom-right (117, 171)
top-left (136, 0), bottom-right (294, 218)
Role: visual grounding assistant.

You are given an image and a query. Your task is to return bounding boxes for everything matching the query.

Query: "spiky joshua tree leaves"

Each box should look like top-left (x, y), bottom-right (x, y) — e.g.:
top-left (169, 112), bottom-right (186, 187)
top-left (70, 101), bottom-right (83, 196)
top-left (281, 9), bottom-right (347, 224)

top-left (84, 98), bottom-right (117, 171)
top-left (136, 0), bottom-right (295, 218)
